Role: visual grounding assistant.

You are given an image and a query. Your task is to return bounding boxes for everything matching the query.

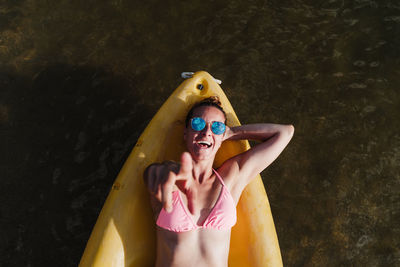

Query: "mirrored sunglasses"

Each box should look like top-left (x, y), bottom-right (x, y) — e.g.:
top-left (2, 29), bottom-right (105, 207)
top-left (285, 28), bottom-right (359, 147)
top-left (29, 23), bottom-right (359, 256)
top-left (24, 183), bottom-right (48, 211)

top-left (190, 117), bottom-right (226, 135)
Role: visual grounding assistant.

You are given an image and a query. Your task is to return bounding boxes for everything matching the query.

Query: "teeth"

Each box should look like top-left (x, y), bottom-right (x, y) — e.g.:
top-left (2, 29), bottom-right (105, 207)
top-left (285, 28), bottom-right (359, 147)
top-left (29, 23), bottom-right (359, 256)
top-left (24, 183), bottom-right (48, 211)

top-left (198, 141), bottom-right (211, 147)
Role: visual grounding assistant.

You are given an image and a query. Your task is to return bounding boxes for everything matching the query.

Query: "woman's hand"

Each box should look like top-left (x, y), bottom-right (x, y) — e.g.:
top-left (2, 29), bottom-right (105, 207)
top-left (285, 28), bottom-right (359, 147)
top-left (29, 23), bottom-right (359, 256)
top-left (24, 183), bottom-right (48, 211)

top-left (144, 152), bottom-right (197, 214)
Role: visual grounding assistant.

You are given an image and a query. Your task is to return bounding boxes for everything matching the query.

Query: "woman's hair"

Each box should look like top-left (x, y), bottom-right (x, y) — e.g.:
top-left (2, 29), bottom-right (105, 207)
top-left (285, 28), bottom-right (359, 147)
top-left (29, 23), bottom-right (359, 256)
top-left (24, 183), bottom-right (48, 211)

top-left (185, 96), bottom-right (227, 127)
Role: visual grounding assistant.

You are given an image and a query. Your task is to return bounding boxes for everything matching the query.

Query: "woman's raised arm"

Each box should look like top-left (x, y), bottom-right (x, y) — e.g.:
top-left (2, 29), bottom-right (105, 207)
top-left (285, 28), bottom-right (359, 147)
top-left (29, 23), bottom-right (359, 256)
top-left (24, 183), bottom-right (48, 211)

top-left (222, 123), bottom-right (294, 189)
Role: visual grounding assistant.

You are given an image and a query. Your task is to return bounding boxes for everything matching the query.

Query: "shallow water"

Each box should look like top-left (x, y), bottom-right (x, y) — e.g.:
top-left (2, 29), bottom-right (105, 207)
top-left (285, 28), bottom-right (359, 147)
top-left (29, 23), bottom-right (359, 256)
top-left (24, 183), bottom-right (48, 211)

top-left (1, 0), bottom-right (399, 266)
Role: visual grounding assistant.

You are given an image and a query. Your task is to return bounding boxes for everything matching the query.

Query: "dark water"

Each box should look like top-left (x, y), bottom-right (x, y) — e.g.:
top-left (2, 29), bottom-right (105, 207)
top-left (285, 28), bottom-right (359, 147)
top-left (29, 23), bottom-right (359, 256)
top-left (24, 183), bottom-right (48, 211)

top-left (1, 0), bottom-right (399, 266)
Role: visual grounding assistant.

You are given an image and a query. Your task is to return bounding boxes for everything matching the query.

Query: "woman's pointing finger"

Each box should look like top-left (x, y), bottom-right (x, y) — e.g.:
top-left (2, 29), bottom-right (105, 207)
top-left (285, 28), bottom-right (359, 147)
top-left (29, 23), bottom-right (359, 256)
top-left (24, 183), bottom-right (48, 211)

top-left (177, 152), bottom-right (193, 179)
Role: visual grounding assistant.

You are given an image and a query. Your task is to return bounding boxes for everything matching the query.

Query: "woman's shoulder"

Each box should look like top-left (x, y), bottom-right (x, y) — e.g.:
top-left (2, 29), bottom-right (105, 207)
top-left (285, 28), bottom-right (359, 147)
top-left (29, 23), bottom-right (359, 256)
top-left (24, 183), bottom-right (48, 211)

top-left (216, 157), bottom-right (251, 202)
top-left (216, 160), bottom-right (239, 187)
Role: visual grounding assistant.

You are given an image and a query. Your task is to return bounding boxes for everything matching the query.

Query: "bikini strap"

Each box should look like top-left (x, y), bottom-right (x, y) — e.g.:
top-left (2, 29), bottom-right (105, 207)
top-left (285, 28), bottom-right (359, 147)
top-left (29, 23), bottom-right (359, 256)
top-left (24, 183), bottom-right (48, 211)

top-left (212, 168), bottom-right (226, 187)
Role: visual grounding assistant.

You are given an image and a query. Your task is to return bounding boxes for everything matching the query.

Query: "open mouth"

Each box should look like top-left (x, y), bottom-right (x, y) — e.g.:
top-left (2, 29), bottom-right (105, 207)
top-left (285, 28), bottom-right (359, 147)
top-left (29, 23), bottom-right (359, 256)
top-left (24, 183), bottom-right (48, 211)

top-left (197, 140), bottom-right (212, 148)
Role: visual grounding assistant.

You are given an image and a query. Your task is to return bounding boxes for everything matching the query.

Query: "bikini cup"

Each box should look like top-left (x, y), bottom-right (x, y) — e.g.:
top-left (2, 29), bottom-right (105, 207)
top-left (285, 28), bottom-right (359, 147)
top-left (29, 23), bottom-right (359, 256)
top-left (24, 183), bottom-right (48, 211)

top-left (156, 169), bottom-right (237, 232)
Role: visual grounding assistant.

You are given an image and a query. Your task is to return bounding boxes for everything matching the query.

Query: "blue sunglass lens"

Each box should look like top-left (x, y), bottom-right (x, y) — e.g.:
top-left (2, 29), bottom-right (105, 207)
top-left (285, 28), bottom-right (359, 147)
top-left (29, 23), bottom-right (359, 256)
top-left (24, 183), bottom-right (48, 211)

top-left (191, 117), bottom-right (206, 131)
top-left (211, 121), bottom-right (226, 135)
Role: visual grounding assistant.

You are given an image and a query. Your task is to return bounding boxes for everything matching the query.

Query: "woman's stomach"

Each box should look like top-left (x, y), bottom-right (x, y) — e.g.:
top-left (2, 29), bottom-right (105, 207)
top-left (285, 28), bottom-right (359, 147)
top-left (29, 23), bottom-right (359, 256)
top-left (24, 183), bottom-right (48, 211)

top-left (156, 227), bottom-right (232, 267)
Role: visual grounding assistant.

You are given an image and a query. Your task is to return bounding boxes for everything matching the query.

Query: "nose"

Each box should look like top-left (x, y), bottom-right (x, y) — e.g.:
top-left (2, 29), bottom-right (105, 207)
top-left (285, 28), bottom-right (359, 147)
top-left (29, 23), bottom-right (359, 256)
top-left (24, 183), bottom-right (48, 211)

top-left (201, 123), bottom-right (213, 136)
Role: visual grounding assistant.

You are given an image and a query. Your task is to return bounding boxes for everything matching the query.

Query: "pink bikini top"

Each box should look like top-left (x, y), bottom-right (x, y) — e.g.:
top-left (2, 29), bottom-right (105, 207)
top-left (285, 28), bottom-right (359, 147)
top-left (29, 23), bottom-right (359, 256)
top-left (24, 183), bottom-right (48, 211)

top-left (156, 169), bottom-right (237, 232)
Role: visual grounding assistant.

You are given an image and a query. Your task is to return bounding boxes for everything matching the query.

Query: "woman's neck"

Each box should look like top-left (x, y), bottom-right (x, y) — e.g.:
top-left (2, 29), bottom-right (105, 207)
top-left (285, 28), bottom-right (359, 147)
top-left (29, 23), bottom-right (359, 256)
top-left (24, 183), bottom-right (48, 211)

top-left (191, 158), bottom-right (215, 184)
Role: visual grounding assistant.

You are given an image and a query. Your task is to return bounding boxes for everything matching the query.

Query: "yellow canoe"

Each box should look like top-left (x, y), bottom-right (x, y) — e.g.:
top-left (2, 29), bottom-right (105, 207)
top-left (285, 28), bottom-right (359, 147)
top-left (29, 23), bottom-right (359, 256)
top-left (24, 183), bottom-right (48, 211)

top-left (79, 71), bottom-right (283, 267)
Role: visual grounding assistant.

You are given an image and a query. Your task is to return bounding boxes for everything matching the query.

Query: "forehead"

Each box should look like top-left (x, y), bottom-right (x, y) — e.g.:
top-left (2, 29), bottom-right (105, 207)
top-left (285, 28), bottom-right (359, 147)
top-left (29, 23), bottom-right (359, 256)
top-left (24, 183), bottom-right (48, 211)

top-left (191, 106), bottom-right (225, 121)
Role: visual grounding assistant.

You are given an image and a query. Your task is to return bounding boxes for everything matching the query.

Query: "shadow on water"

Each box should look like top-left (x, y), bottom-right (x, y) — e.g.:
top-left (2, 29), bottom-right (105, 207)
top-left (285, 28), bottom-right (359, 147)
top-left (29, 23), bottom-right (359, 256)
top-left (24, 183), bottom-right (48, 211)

top-left (1, 65), bottom-right (153, 266)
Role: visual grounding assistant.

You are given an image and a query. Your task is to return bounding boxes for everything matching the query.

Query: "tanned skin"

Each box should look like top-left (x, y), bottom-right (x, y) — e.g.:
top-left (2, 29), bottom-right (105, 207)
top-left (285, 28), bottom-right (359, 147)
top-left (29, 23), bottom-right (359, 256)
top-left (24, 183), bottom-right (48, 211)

top-left (144, 106), bottom-right (294, 267)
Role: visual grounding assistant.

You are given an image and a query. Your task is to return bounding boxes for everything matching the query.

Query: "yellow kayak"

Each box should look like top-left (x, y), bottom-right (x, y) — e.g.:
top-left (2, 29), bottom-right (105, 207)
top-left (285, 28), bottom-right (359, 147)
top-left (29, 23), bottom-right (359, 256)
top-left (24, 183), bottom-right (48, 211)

top-left (79, 71), bottom-right (283, 267)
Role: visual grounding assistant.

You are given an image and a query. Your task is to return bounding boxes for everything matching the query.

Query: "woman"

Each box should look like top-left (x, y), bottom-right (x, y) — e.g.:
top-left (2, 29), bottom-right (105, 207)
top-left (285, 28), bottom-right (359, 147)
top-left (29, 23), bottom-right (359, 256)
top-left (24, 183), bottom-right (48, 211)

top-left (144, 97), bottom-right (294, 267)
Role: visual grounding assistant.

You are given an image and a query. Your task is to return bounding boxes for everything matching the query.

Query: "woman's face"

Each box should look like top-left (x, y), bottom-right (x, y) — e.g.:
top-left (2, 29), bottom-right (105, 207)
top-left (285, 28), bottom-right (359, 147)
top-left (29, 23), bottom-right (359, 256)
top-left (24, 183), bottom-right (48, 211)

top-left (184, 106), bottom-right (226, 162)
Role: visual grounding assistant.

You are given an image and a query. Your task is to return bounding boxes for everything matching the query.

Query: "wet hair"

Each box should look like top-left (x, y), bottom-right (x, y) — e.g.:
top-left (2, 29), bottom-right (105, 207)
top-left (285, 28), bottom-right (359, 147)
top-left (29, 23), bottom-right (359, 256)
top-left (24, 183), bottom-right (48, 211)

top-left (185, 96), bottom-right (227, 127)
